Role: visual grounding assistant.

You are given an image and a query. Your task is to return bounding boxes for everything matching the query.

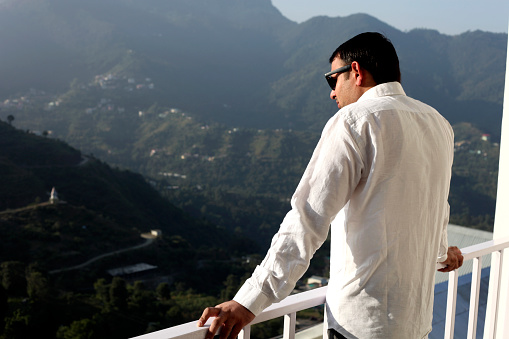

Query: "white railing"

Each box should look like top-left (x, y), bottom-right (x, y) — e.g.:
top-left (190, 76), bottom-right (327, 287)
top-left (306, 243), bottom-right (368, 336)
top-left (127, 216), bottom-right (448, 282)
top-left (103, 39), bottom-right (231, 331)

top-left (131, 286), bottom-right (327, 339)
top-left (444, 236), bottom-right (509, 339)
top-left (132, 237), bottom-right (509, 339)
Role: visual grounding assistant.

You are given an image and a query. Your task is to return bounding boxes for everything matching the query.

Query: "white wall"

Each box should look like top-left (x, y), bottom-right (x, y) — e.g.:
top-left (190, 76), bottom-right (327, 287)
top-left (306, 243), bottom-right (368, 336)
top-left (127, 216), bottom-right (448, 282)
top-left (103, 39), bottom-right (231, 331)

top-left (486, 19), bottom-right (509, 338)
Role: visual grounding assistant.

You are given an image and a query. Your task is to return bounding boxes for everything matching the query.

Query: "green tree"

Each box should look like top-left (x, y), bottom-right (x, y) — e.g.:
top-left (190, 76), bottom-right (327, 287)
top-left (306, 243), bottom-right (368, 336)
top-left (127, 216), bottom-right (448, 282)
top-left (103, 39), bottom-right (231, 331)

top-left (220, 274), bottom-right (238, 301)
top-left (56, 318), bottom-right (95, 339)
top-left (131, 280), bottom-right (145, 295)
top-left (6, 115), bottom-right (14, 125)
top-left (109, 277), bottom-right (128, 311)
top-left (2, 309), bottom-right (30, 338)
top-left (0, 285), bottom-right (7, 335)
top-left (129, 281), bottom-right (156, 321)
top-left (166, 304), bottom-right (184, 326)
top-left (1, 261), bottom-right (26, 297)
top-left (26, 269), bottom-right (50, 301)
top-left (172, 281), bottom-right (187, 296)
top-left (156, 282), bottom-right (171, 301)
top-left (93, 278), bottom-right (109, 307)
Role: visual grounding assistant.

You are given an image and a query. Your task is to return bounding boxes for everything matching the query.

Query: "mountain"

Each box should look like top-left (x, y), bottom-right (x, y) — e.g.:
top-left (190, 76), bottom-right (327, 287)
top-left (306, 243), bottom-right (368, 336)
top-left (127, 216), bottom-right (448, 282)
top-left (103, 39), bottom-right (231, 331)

top-left (0, 0), bottom-right (293, 127)
top-left (0, 120), bottom-right (274, 338)
top-left (0, 0), bottom-right (506, 138)
top-left (0, 0), bottom-right (502, 233)
top-left (0, 120), bottom-right (234, 271)
top-left (270, 15), bottom-right (507, 135)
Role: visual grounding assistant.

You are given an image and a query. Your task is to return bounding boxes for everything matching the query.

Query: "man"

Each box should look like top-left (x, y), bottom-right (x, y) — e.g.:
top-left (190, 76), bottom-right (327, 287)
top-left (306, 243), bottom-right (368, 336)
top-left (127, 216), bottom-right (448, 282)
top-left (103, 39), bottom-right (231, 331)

top-left (198, 32), bottom-right (463, 339)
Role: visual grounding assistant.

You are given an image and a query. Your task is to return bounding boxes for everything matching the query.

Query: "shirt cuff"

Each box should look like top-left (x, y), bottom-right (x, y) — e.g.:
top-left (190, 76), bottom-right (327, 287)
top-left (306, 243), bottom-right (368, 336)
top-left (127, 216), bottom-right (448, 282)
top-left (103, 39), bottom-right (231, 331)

top-left (233, 281), bottom-right (273, 316)
top-left (437, 253), bottom-right (448, 263)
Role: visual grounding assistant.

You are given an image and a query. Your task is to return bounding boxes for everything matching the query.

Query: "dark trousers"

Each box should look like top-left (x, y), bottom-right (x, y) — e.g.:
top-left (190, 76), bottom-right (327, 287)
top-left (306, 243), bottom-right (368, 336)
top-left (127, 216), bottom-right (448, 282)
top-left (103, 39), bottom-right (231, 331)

top-left (328, 328), bottom-right (348, 339)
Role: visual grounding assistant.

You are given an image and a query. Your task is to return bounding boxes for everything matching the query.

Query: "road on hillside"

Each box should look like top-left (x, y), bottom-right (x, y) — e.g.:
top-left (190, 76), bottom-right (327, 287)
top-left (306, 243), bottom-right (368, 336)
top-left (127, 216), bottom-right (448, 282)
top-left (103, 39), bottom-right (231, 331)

top-left (49, 237), bottom-right (155, 274)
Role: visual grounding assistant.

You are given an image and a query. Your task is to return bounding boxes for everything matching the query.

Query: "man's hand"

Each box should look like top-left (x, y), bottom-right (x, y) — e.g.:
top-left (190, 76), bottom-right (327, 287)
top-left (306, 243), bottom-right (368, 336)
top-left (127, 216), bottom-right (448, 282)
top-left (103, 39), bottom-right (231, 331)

top-left (438, 246), bottom-right (464, 272)
top-left (197, 300), bottom-right (255, 339)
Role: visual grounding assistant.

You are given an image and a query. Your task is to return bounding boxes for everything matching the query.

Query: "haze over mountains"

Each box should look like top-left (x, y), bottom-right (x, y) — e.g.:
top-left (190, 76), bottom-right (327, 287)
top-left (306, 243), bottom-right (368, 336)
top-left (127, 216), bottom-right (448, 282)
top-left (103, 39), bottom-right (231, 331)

top-left (0, 0), bottom-right (506, 137)
top-left (0, 0), bottom-right (505, 239)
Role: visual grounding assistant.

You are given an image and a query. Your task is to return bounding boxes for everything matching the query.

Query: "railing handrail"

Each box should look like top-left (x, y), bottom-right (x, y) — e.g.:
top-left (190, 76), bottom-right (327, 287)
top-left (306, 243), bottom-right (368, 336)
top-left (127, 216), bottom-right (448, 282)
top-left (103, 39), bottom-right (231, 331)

top-left (251, 286), bottom-right (327, 325)
top-left (131, 236), bottom-right (509, 339)
top-left (459, 236), bottom-right (509, 260)
top-left (130, 287), bottom-right (327, 339)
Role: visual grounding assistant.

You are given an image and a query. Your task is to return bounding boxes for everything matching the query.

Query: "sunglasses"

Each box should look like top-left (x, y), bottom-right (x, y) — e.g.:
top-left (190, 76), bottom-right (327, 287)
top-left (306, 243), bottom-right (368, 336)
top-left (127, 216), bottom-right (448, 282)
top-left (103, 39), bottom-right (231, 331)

top-left (324, 64), bottom-right (352, 90)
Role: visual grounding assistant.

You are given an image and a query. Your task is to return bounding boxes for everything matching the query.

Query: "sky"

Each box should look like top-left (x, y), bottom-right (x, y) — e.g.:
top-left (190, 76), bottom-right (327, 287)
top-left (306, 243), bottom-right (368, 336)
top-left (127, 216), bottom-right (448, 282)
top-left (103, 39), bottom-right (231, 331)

top-left (271, 0), bottom-right (509, 36)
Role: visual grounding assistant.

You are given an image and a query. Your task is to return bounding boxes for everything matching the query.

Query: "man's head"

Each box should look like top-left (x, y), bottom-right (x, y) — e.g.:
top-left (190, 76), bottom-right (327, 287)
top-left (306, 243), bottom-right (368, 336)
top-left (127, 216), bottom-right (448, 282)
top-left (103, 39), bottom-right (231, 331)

top-left (329, 32), bottom-right (401, 85)
top-left (326, 32), bottom-right (401, 109)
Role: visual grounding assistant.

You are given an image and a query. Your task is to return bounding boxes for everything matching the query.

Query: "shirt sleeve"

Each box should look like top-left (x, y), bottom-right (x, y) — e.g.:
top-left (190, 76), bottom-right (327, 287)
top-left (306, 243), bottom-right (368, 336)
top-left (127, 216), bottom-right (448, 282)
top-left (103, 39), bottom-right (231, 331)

top-left (437, 203), bottom-right (450, 263)
top-left (437, 119), bottom-right (453, 265)
top-left (234, 113), bottom-right (365, 315)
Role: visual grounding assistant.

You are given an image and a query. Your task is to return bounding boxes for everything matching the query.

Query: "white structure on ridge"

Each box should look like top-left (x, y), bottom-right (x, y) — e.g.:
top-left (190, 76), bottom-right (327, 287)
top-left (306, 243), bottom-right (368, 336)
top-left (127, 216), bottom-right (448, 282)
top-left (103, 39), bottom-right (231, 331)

top-left (49, 187), bottom-right (59, 204)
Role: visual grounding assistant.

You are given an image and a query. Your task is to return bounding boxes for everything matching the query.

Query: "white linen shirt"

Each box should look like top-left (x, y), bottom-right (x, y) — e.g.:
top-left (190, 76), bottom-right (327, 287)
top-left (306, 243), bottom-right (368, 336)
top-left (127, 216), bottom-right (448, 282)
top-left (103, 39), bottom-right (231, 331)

top-left (234, 82), bottom-right (453, 339)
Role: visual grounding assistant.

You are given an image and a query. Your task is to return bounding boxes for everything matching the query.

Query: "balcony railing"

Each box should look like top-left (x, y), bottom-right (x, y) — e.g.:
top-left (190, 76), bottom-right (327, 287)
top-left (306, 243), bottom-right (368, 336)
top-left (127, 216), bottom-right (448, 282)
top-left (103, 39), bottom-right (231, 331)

top-left (131, 236), bottom-right (509, 339)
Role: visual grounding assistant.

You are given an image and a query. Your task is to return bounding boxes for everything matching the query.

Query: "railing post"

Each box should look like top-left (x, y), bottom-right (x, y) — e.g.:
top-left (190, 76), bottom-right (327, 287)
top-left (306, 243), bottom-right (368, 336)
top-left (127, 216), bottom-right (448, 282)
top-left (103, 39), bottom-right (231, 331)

top-left (444, 269), bottom-right (459, 339)
top-left (239, 324), bottom-right (251, 339)
top-left (283, 312), bottom-right (297, 339)
top-left (467, 257), bottom-right (482, 339)
top-left (484, 250), bottom-right (504, 338)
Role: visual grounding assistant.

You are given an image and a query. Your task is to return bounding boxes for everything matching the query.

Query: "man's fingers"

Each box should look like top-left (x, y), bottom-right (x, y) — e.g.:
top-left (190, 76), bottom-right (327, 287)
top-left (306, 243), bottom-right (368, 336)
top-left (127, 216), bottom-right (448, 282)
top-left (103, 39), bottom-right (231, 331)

top-left (439, 265), bottom-right (457, 273)
top-left (197, 306), bottom-right (221, 327)
top-left (438, 246), bottom-right (465, 272)
top-left (218, 322), bottom-right (236, 339)
top-left (206, 307), bottom-right (235, 339)
top-left (228, 324), bottom-right (243, 339)
top-left (457, 250), bottom-right (464, 267)
top-left (205, 317), bottom-right (223, 339)
top-left (199, 300), bottom-right (255, 339)
top-left (451, 246), bottom-right (464, 269)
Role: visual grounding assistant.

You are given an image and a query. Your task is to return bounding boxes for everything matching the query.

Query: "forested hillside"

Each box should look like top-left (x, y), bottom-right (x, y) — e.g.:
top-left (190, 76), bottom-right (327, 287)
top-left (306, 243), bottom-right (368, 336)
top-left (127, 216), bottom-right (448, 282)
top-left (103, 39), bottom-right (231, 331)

top-left (3, 91), bottom-right (498, 235)
top-left (0, 121), bottom-right (281, 338)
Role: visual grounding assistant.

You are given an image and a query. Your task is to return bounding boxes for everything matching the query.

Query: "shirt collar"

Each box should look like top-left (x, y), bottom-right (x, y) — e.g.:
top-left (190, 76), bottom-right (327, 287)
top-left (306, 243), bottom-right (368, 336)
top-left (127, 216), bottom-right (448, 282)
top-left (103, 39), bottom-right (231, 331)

top-left (357, 81), bottom-right (406, 102)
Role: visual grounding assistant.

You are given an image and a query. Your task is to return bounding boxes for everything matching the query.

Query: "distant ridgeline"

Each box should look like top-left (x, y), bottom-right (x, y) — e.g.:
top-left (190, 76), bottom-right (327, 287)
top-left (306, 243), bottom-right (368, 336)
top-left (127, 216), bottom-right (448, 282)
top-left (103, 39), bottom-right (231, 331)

top-left (0, 0), bottom-right (506, 137)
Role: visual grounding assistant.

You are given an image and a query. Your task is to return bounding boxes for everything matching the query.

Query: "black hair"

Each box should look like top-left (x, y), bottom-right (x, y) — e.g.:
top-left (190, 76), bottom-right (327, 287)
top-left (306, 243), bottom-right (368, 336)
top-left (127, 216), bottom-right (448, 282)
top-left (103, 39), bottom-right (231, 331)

top-left (329, 32), bottom-right (401, 84)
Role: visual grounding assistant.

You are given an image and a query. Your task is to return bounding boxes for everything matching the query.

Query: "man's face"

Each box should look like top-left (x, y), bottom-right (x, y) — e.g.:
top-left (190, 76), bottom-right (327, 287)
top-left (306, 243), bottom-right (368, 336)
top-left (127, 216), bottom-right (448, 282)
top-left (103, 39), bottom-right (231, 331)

top-left (329, 57), bottom-right (356, 110)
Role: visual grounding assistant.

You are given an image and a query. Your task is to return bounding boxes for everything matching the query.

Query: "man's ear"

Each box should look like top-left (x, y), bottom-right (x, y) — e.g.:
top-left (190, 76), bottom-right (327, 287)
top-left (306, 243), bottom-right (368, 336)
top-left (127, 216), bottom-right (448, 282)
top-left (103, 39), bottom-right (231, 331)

top-left (351, 61), bottom-right (376, 87)
top-left (351, 61), bottom-right (363, 86)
